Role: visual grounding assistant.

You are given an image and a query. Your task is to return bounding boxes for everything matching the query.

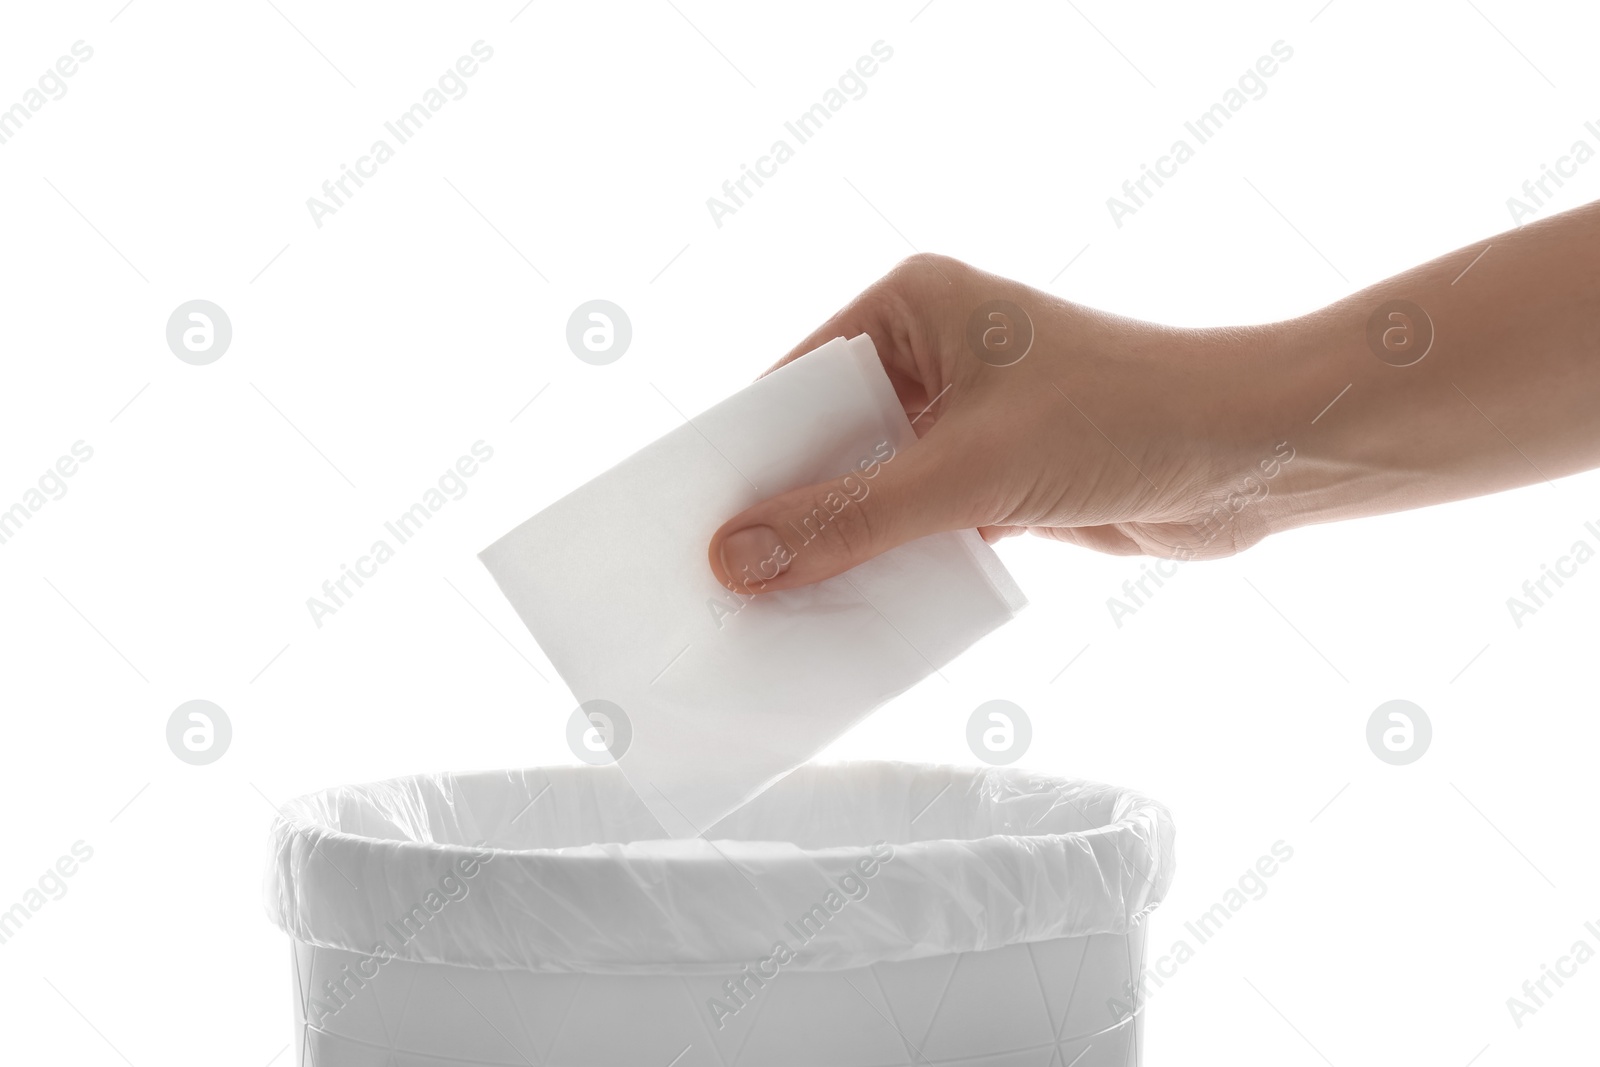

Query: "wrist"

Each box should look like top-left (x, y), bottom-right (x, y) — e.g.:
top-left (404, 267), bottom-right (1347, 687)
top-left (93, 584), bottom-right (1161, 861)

top-left (1232, 308), bottom-right (1395, 543)
top-left (1173, 316), bottom-right (1335, 549)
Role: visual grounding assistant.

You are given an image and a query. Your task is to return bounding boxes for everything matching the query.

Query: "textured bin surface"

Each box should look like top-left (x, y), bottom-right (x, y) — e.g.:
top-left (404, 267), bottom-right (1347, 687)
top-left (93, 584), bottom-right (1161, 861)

top-left (293, 926), bottom-right (1148, 1067)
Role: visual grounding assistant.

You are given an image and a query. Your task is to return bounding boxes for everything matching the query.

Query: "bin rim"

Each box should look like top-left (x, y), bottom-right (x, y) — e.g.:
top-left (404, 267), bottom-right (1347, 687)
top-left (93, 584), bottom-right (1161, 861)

top-left (265, 760), bottom-right (1176, 974)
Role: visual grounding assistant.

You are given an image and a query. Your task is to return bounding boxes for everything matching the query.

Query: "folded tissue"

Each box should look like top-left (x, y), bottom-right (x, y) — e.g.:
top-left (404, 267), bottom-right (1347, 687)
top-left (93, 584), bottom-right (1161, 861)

top-left (479, 334), bottom-right (1026, 837)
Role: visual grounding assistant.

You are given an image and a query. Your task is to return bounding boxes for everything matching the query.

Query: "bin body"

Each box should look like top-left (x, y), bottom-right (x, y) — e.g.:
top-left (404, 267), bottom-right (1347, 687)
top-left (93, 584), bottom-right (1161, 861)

top-left (290, 927), bottom-right (1148, 1066)
top-left (267, 763), bottom-right (1174, 1067)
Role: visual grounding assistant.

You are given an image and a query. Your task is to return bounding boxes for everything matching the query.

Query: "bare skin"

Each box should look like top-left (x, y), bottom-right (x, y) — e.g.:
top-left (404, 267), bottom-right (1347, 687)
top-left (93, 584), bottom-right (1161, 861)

top-left (708, 200), bottom-right (1600, 594)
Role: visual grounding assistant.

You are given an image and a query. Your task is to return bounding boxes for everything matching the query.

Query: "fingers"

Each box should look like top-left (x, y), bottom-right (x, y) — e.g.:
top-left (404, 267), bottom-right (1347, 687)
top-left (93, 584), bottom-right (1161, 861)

top-left (713, 255), bottom-right (984, 592)
top-left (761, 297), bottom-right (878, 379)
top-left (977, 524), bottom-right (1025, 543)
top-left (708, 425), bottom-right (975, 593)
top-left (1026, 525), bottom-right (1145, 555)
top-left (758, 254), bottom-right (956, 382)
top-left (982, 523), bottom-right (1144, 554)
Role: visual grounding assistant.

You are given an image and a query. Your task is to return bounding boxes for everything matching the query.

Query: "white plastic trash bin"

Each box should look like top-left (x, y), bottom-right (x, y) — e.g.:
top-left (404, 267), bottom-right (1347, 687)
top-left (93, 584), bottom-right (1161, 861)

top-left (265, 761), bottom-right (1175, 1067)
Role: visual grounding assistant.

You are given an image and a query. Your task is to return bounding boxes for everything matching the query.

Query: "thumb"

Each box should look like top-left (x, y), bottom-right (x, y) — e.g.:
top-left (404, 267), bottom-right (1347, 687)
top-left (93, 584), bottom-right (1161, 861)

top-left (708, 430), bottom-right (974, 594)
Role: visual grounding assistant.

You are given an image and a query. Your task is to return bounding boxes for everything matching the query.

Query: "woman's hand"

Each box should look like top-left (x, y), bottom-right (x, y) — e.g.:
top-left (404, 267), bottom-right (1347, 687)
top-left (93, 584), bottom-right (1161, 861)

top-left (710, 199), bottom-right (1600, 594)
top-left (707, 253), bottom-right (1285, 593)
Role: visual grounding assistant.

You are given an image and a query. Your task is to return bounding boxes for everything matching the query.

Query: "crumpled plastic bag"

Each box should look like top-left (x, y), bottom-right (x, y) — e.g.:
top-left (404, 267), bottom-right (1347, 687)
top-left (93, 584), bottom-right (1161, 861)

top-left (263, 761), bottom-right (1177, 974)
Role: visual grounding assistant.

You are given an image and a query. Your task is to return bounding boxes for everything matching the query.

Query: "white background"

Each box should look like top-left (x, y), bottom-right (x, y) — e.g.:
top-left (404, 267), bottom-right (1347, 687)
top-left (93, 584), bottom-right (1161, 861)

top-left (2, 1), bottom-right (1597, 1064)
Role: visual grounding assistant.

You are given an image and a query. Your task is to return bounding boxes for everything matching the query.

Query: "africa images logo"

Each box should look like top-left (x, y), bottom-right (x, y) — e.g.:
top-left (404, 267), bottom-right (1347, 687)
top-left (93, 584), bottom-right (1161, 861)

top-left (707, 841), bottom-right (894, 1029)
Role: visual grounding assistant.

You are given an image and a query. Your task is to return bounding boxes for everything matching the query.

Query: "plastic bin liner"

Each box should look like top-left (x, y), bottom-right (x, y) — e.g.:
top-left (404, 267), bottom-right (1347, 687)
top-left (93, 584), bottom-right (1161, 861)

top-left (477, 335), bottom-right (1026, 839)
top-left (264, 761), bottom-right (1175, 975)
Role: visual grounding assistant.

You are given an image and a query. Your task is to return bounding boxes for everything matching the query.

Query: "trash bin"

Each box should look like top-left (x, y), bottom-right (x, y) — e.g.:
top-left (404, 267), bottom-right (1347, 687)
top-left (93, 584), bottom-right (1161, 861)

top-left (265, 761), bottom-right (1175, 1066)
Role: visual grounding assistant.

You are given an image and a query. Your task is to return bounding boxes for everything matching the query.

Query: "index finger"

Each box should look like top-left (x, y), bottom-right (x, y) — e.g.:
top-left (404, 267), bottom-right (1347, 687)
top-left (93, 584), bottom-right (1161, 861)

top-left (758, 285), bottom-right (887, 379)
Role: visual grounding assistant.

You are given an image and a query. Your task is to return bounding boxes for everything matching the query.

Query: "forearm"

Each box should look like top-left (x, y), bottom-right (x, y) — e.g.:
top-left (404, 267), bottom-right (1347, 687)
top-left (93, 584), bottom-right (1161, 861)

top-left (1257, 199), bottom-right (1600, 535)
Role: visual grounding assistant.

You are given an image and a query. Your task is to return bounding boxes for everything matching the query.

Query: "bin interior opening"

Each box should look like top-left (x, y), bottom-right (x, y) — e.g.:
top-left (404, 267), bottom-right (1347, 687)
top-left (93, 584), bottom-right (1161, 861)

top-left (294, 763), bottom-right (1131, 854)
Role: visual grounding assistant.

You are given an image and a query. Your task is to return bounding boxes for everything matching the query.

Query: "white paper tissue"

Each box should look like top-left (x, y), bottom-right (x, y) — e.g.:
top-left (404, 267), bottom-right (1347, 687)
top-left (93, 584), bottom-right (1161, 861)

top-left (479, 334), bottom-right (1025, 837)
